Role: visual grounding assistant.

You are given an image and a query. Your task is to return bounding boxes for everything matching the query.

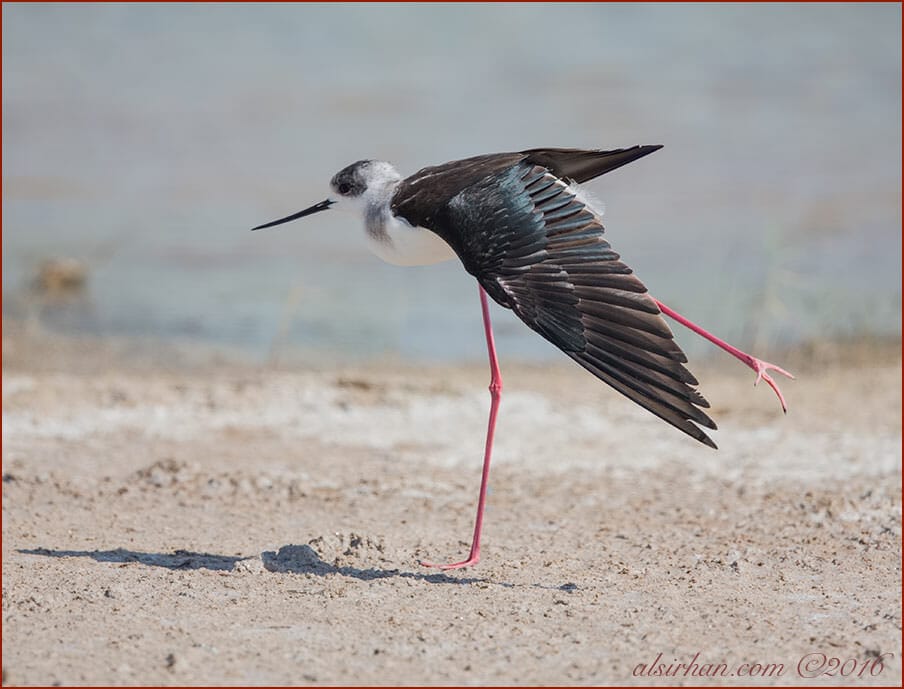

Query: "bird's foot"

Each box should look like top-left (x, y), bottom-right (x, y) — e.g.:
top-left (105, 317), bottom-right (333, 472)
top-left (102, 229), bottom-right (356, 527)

top-left (420, 550), bottom-right (480, 571)
top-left (746, 356), bottom-right (795, 413)
top-left (652, 299), bottom-right (795, 413)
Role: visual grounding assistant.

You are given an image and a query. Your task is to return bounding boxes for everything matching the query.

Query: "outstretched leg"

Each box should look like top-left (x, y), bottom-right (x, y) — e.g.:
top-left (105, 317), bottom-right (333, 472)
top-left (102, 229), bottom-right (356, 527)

top-left (421, 285), bottom-right (502, 570)
top-left (654, 299), bottom-right (794, 412)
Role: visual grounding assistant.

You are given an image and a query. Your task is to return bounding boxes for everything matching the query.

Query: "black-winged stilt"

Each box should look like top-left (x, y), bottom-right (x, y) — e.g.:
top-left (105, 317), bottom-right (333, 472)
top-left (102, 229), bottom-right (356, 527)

top-left (253, 146), bottom-right (793, 569)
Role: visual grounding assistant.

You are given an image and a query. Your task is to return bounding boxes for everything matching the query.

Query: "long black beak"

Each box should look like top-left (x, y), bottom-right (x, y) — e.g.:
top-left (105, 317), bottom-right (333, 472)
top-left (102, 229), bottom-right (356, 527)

top-left (251, 199), bottom-right (334, 231)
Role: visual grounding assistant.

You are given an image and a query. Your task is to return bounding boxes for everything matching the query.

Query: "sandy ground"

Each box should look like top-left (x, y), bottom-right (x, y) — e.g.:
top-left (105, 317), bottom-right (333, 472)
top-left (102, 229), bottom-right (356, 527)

top-left (2, 320), bottom-right (901, 686)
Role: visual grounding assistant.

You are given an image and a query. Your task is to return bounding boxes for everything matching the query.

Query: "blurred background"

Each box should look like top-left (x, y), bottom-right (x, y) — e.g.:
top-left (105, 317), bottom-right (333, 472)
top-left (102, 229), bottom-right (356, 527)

top-left (3, 2), bottom-right (901, 366)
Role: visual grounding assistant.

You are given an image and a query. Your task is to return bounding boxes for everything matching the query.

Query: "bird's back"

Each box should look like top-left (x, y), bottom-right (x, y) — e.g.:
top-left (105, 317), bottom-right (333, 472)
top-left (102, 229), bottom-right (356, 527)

top-left (392, 147), bottom-right (661, 229)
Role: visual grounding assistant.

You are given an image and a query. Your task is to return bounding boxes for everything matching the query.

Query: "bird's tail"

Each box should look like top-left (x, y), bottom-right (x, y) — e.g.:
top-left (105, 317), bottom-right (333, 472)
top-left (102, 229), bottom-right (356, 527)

top-left (522, 146), bottom-right (663, 184)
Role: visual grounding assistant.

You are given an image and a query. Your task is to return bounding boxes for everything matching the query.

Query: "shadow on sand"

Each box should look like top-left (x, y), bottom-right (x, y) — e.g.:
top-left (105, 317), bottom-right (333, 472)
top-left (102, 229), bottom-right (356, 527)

top-left (18, 545), bottom-right (499, 586)
top-left (18, 547), bottom-right (248, 571)
top-left (259, 544), bottom-right (497, 585)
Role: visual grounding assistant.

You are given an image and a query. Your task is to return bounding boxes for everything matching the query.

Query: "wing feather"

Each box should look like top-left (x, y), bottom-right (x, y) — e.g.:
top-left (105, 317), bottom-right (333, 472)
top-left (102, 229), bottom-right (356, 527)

top-left (418, 159), bottom-right (716, 448)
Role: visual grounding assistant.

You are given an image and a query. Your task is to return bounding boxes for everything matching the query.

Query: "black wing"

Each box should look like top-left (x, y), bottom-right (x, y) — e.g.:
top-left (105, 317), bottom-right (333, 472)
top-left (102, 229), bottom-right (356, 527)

top-left (393, 146), bottom-right (662, 229)
top-left (420, 161), bottom-right (717, 448)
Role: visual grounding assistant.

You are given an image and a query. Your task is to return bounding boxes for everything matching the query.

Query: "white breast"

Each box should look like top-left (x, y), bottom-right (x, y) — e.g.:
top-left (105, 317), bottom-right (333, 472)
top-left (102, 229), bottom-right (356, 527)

top-left (367, 213), bottom-right (457, 266)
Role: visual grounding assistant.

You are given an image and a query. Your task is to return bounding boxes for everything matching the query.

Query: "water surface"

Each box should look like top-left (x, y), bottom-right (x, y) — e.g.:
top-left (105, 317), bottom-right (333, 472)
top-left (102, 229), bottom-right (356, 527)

top-left (3, 3), bottom-right (900, 363)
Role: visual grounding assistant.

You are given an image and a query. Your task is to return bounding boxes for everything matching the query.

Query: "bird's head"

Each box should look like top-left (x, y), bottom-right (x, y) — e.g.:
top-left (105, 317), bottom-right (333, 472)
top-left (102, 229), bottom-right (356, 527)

top-left (252, 160), bottom-right (401, 231)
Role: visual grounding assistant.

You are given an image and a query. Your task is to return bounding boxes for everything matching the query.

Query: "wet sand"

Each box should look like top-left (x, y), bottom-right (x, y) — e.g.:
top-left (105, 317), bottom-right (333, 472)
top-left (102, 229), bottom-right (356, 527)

top-left (2, 321), bottom-right (901, 685)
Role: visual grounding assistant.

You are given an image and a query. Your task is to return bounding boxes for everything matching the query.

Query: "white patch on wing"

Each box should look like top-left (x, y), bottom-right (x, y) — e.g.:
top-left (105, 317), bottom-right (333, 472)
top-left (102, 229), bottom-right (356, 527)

top-left (567, 181), bottom-right (605, 218)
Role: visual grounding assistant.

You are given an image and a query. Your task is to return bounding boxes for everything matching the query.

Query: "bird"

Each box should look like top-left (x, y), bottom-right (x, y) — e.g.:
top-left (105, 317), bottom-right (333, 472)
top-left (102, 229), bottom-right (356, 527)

top-left (252, 146), bottom-right (793, 569)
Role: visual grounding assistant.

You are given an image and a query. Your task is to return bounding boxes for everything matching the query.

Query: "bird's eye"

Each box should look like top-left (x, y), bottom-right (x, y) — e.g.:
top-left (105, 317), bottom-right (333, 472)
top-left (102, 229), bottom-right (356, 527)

top-left (338, 183), bottom-right (351, 195)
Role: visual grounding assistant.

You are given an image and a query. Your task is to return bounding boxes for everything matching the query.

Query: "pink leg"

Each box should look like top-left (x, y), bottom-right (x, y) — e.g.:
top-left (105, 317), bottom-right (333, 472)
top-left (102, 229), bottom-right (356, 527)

top-left (654, 299), bottom-right (795, 412)
top-left (421, 286), bottom-right (502, 570)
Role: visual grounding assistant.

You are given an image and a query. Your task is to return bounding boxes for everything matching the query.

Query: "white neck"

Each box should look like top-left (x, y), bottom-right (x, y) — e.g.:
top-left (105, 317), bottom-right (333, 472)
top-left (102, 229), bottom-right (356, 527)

top-left (354, 162), bottom-right (456, 267)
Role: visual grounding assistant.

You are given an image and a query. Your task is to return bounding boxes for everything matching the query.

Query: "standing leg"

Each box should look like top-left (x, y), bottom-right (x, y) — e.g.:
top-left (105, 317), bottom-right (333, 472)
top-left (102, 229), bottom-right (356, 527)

top-left (421, 285), bottom-right (502, 570)
top-left (654, 299), bottom-right (795, 412)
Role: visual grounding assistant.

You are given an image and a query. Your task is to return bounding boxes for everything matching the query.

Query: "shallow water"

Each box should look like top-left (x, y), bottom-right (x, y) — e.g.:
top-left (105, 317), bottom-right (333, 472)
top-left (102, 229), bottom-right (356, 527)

top-left (3, 3), bottom-right (901, 363)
